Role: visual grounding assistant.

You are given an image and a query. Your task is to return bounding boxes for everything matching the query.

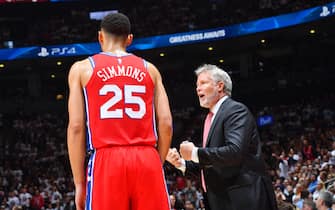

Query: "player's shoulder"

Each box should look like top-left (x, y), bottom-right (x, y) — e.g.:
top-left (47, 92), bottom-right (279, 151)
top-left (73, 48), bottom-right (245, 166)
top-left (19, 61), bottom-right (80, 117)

top-left (71, 58), bottom-right (91, 70)
top-left (144, 60), bottom-right (159, 73)
top-left (69, 58), bottom-right (91, 76)
top-left (68, 59), bottom-right (92, 82)
top-left (145, 61), bottom-right (161, 82)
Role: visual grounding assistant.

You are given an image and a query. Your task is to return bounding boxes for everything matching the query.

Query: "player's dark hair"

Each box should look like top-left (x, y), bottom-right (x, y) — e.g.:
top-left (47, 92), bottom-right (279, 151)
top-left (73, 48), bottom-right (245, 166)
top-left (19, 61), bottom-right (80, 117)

top-left (101, 13), bottom-right (131, 37)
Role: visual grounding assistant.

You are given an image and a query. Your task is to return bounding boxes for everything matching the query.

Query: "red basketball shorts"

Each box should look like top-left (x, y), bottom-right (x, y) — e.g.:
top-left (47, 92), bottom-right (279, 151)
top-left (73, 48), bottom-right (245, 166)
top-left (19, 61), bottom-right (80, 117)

top-left (85, 146), bottom-right (170, 210)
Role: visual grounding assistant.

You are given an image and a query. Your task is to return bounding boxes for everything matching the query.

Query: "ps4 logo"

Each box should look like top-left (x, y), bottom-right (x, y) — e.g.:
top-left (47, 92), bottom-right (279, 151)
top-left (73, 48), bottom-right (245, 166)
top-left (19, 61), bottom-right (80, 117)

top-left (320, 6), bottom-right (331, 17)
top-left (37, 47), bottom-right (77, 57)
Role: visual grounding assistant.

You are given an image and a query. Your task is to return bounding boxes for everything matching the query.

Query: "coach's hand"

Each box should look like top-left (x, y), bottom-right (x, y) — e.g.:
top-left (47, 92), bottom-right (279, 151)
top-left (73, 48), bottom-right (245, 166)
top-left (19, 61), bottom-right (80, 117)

top-left (75, 182), bottom-right (86, 210)
top-left (166, 148), bottom-right (183, 168)
top-left (180, 141), bottom-right (195, 161)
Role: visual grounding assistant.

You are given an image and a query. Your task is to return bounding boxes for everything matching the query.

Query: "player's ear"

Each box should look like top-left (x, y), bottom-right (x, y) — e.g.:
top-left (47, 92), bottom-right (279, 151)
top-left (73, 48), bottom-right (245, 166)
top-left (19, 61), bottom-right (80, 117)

top-left (98, 30), bottom-right (104, 46)
top-left (125, 34), bottom-right (133, 47)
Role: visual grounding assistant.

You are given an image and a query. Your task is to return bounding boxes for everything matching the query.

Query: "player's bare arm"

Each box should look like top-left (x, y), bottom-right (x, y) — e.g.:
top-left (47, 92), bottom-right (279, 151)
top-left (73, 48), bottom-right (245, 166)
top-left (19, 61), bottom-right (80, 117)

top-left (67, 60), bottom-right (89, 210)
top-left (148, 62), bottom-right (172, 163)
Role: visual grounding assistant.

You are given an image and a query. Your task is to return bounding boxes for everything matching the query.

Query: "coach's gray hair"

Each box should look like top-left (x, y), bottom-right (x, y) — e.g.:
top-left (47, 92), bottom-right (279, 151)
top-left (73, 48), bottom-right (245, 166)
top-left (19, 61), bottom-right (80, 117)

top-left (195, 64), bottom-right (232, 96)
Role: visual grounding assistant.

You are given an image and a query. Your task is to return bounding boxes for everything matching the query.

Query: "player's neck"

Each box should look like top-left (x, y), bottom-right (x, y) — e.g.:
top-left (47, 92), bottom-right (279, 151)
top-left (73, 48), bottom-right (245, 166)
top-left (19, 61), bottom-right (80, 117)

top-left (103, 43), bottom-right (127, 55)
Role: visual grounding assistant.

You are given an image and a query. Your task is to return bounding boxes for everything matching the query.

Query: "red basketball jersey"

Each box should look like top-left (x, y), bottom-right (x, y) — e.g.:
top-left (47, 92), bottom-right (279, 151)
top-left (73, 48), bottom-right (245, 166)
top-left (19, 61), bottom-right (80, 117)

top-left (84, 52), bottom-right (157, 150)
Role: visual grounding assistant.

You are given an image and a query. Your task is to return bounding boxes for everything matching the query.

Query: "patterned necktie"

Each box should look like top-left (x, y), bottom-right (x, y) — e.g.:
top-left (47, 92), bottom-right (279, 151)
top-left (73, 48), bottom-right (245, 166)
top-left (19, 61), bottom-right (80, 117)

top-left (201, 111), bottom-right (213, 192)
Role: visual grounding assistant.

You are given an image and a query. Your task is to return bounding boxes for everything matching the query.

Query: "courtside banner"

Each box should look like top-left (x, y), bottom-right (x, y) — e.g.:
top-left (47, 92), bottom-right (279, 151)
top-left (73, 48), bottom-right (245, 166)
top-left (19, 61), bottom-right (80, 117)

top-left (0, 1), bottom-right (334, 60)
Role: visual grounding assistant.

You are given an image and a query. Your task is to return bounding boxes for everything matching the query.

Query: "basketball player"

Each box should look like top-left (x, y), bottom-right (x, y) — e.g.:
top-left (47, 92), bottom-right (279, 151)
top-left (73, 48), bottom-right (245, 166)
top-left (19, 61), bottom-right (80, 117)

top-left (67, 13), bottom-right (172, 210)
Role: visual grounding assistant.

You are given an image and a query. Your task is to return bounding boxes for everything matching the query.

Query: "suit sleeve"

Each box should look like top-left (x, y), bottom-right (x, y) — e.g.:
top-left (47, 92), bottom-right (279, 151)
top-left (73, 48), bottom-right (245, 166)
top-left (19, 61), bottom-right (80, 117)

top-left (198, 103), bottom-right (254, 167)
top-left (184, 161), bottom-right (200, 179)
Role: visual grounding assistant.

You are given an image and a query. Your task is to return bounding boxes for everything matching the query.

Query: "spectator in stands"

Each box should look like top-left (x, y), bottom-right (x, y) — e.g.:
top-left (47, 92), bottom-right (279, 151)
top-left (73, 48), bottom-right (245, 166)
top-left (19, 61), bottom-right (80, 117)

top-left (302, 199), bottom-right (317, 210)
top-left (7, 191), bottom-right (19, 210)
top-left (295, 190), bottom-right (311, 210)
top-left (184, 200), bottom-right (195, 210)
top-left (176, 176), bottom-right (186, 191)
top-left (302, 138), bottom-right (315, 161)
top-left (18, 186), bottom-right (31, 209)
top-left (169, 194), bottom-right (177, 210)
top-left (182, 179), bottom-right (197, 205)
top-left (293, 183), bottom-right (304, 206)
top-left (30, 189), bottom-right (44, 210)
top-left (318, 171), bottom-right (328, 186)
top-left (50, 185), bottom-right (62, 206)
top-left (328, 143), bottom-right (335, 166)
top-left (315, 190), bottom-right (333, 210)
top-left (284, 184), bottom-right (294, 203)
top-left (279, 152), bottom-right (290, 179)
top-left (275, 186), bottom-right (287, 201)
top-left (277, 199), bottom-right (295, 210)
top-left (12, 206), bottom-right (23, 210)
top-left (288, 147), bottom-right (299, 171)
top-left (308, 174), bottom-right (318, 194)
top-left (313, 182), bottom-right (325, 201)
top-left (61, 194), bottom-right (75, 210)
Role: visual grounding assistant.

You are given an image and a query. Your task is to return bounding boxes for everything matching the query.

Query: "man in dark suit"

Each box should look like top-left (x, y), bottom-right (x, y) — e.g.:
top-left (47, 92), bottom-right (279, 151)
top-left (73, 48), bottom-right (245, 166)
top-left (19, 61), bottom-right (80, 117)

top-left (167, 64), bottom-right (277, 210)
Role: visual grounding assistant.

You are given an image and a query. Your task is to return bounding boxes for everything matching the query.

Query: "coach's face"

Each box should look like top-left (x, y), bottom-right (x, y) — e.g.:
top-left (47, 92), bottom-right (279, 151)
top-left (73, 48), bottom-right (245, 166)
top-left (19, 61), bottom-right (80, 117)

top-left (196, 71), bottom-right (223, 109)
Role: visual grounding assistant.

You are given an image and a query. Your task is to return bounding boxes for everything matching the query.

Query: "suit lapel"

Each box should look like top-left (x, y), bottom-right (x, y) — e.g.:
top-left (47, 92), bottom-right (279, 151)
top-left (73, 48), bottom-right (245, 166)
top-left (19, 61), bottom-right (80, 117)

top-left (205, 98), bottom-right (230, 147)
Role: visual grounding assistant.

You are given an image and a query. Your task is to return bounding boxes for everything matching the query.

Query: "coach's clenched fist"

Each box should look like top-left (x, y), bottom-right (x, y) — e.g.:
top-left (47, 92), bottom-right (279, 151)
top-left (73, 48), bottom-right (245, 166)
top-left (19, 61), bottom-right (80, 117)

top-left (180, 141), bottom-right (195, 161)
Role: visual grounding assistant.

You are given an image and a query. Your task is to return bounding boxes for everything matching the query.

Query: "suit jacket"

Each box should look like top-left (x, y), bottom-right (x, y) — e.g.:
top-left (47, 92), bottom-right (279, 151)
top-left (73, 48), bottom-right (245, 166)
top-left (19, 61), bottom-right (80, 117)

top-left (186, 97), bottom-right (277, 210)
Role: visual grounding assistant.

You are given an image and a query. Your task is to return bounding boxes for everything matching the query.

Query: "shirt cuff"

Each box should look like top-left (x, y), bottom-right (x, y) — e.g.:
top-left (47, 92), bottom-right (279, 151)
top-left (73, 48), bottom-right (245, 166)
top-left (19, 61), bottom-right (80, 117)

top-left (177, 158), bottom-right (186, 173)
top-left (191, 147), bottom-right (199, 163)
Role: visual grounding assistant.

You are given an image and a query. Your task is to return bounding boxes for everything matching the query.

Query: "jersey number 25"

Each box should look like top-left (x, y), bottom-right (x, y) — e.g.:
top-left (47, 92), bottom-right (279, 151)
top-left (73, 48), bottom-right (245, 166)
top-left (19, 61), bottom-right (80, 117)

top-left (99, 84), bottom-right (146, 119)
